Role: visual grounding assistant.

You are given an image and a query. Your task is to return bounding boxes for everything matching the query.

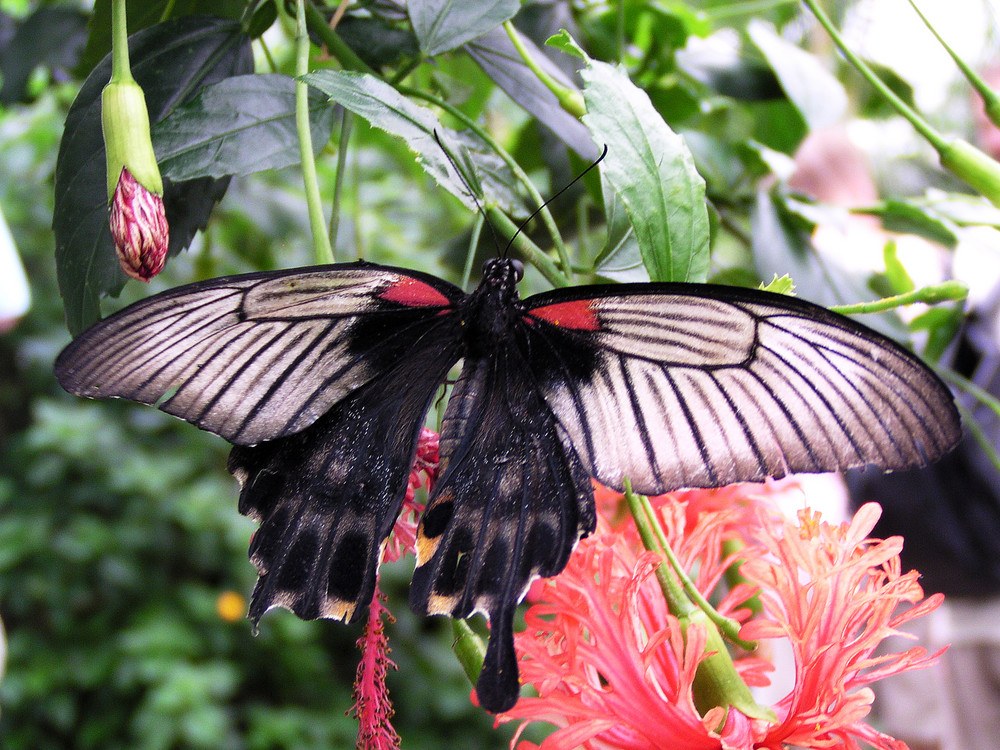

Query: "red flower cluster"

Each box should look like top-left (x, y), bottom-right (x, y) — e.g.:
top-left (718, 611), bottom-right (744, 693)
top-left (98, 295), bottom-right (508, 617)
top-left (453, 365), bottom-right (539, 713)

top-left (499, 482), bottom-right (941, 750)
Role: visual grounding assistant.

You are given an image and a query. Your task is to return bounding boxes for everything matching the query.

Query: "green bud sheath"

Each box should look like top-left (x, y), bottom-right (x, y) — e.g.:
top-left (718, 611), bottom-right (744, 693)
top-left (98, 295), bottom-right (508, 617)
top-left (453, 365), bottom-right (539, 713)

top-left (684, 609), bottom-right (777, 725)
top-left (939, 138), bottom-right (1000, 208)
top-left (102, 79), bottom-right (163, 202)
top-left (452, 619), bottom-right (488, 687)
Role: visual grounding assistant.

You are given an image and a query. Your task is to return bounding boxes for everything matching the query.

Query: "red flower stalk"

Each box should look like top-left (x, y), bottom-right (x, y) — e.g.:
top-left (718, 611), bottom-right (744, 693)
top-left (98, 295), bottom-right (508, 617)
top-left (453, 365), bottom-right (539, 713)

top-left (501, 482), bottom-right (941, 750)
top-left (351, 587), bottom-right (400, 750)
top-left (109, 167), bottom-right (169, 282)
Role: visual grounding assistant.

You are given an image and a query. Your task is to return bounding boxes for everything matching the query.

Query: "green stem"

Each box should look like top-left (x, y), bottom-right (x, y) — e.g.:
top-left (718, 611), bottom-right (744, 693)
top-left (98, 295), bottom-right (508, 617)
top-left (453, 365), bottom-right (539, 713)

top-left (800, 0), bottom-right (944, 149)
top-left (328, 109), bottom-right (352, 252)
top-left (803, 0), bottom-right (1000, 205)
top-left (939, 369), bottom-right (1000, 475)
top-left (486, 207), bottom-right (569, 288)
top-left (159, 0), bottom-right (176, 23)
top-left (622, 480), bottom-right (773, 722)
top-left (399, 86), bottom-right (574, 283)
top-left (907, 0), bottom-right (1000, 126)
top-left (303, 0), bottom-right (374, 74)
top-left (110, 0), bottom-right (133, 83)
top-left (295, 0), bottom-right (334, 264)
top-left (502, 20), bottom-right (586, 117)
top-left (625, 482), bottom-right (756, 649)
top-left (830, 280), bottom-right (968, 315)
top-left (462, 213), bottom-right (485, 290)
top-left (623, 481), bottom-right (694, 616)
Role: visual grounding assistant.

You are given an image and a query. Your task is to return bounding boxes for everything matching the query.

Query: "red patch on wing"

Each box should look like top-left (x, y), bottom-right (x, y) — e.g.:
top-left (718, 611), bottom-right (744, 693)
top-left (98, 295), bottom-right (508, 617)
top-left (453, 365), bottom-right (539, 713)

top-left (378, 275), bottom-right (452, 308)
top-left (530, 299), bottom-right (601, 330)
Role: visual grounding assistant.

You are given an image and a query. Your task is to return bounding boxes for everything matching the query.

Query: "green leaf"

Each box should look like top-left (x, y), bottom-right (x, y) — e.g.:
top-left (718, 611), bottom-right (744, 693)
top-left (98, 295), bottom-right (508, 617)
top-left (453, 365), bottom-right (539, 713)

top-left (154, 74), bottom-right (335, 181)
top-left (246, 0), bottom-right (278, 39)
top-left (54, 17), bottom-right (252, 334)
top-left (409, 0), bottom-right (520, 56)
top-left (337, 15), bottom-right (419, 70)
top-left (581, 60), bottom-right (709, 283)
top-left (303, 70), bottom-right (521, 213)
top-left (546, 29), bottom-right (588, 59)
top-left (853, 198), bottom-right (960, 248)
top-left (747, 20), bottom-right (847, 130)
top-left (759, 273), bottom-right (795, 295)
top-left (883, 241), bottom-right (916, 294)
top-left (594, 172), bottom-right (648, 283)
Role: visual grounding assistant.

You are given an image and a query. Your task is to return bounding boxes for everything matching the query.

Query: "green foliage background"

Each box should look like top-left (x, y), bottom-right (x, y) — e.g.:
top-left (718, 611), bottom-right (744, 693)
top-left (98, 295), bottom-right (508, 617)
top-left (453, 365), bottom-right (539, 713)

top-left (0, 0), bottom-right (997, 747)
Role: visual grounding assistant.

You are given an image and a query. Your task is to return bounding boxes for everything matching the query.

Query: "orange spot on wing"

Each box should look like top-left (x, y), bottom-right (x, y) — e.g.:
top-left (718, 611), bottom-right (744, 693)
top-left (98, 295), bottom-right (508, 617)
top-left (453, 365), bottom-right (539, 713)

top-left (378, 275), bottom-right (452, 307)
top-left (530, 300), bottom-right (600, 330)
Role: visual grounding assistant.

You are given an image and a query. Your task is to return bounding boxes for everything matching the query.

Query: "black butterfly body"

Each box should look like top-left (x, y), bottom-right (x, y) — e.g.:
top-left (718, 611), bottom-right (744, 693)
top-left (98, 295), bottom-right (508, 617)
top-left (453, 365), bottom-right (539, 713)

top-left (55, 257), bottom-right (961, 712)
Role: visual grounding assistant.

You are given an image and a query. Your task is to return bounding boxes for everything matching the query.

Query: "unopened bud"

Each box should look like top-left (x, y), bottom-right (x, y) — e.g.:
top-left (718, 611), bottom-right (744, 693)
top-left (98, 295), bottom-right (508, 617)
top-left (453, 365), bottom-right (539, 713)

top-left (110, 167), bottom-right (169, 282)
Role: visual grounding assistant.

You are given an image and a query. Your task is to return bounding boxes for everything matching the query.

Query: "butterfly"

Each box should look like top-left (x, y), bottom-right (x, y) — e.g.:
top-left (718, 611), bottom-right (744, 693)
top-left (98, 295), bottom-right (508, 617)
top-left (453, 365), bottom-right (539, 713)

top-left (55, 256), bottom-right (961, 712)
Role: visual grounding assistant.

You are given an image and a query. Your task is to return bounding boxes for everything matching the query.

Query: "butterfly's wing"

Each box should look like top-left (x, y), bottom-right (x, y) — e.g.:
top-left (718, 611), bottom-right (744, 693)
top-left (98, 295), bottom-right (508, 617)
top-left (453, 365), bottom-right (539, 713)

top-left (55, 262), bottom-right (464, 446)
top-left (409, 344), bottom-right (596, 713)
top-left (522, 282), bottom-right (961, 495)
top-left (56, 262), bottom-right (466, 623)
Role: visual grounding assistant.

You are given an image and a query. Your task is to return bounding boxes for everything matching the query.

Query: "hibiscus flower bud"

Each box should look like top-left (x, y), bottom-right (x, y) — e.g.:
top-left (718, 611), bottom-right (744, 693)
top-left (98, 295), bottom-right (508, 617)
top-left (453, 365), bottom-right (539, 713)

top-left (109, 166), bottom-right (169, 282)
top-left (102, 75), bottom-right (168, 281)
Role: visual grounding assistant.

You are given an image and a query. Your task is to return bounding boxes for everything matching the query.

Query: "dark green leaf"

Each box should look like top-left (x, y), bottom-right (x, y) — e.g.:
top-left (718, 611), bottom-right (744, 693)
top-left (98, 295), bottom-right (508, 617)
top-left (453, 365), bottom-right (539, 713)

top-left (676, 40), bottom-right (781, 101)
top-left (409, 0), bottom-right (519, 56)
top-left (0, 6), bottom-right (88, 103)
top-left (581, 60), bottom-right (710, 283)
top-left (303, 70), bottom-right (521, 214)
top-left (154, 74), bottom-right (336, 181)
top-left (466, 28), bottom-right (596, 159)
top-left (54, 17), bottom-right (252, 334)
top-left (78, 0), bottom-right (247, 75)
top-left (246, 0), bottom-right (277, 39)
top-left (747, 20), bottom-right (847, 130)
top-left (337, 15), bottom-right (419, 69)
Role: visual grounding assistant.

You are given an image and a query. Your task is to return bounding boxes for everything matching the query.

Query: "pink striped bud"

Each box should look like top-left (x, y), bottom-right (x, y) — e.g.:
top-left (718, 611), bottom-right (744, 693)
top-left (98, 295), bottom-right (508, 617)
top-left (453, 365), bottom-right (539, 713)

top-left (110, 167), bottom-right (169, 282)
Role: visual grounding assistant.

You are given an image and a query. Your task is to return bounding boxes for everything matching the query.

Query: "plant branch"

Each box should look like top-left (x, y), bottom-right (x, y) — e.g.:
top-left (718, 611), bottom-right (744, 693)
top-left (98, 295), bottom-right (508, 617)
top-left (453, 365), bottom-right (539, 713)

top-left (295, 0), bottom-right (334, 264)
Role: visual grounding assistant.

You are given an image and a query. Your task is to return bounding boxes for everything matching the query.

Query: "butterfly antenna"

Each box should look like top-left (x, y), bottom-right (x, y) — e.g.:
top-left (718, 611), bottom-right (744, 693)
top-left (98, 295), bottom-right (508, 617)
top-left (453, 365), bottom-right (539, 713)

top-left (502, 144), bottom-right (608, 258)
top-left (432, 130), bottom-right (507, 260)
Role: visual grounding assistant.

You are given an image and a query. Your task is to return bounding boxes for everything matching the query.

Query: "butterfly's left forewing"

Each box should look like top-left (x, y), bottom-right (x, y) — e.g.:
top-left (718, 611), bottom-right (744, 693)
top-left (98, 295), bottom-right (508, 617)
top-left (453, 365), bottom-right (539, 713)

top-left (524, 283), bottom-right (961, 495)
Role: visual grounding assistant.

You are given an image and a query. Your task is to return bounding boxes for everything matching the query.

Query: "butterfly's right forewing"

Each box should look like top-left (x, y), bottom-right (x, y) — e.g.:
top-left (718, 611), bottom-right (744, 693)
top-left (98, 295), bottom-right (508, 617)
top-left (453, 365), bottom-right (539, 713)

top-left (55, 263), bottom-right (463, 446)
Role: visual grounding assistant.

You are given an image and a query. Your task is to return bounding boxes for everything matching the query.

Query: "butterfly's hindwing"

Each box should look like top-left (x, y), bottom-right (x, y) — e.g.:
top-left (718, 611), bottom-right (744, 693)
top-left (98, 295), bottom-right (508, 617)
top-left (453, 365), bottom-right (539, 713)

top-left (229, 317), bottom-right (463, 624)
top-left (54, 263), bottom-right (463, 445)
top-left (409, 346), bottom-right (595, 712)
top-left (524, 283), bottom-right (961, 494)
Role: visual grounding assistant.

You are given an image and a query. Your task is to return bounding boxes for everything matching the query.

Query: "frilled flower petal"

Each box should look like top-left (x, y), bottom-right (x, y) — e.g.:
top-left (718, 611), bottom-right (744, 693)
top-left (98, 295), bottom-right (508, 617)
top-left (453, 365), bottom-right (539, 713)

top-left (501, 485), bottom-right (941, 750)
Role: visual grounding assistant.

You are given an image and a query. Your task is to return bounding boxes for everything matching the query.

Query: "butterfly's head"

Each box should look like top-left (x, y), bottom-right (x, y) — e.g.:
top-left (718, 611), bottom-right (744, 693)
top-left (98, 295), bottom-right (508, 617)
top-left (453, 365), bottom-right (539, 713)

top-left (481, 257), bottom-right (524, 295)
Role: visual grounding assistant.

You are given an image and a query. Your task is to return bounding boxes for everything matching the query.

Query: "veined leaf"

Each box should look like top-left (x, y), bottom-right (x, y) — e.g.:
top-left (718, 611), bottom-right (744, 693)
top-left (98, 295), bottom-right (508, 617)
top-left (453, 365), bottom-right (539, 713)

top-left (581, 60), bottom-right (709, 283)
top-left (154, 74), bottom-right (336, 181)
